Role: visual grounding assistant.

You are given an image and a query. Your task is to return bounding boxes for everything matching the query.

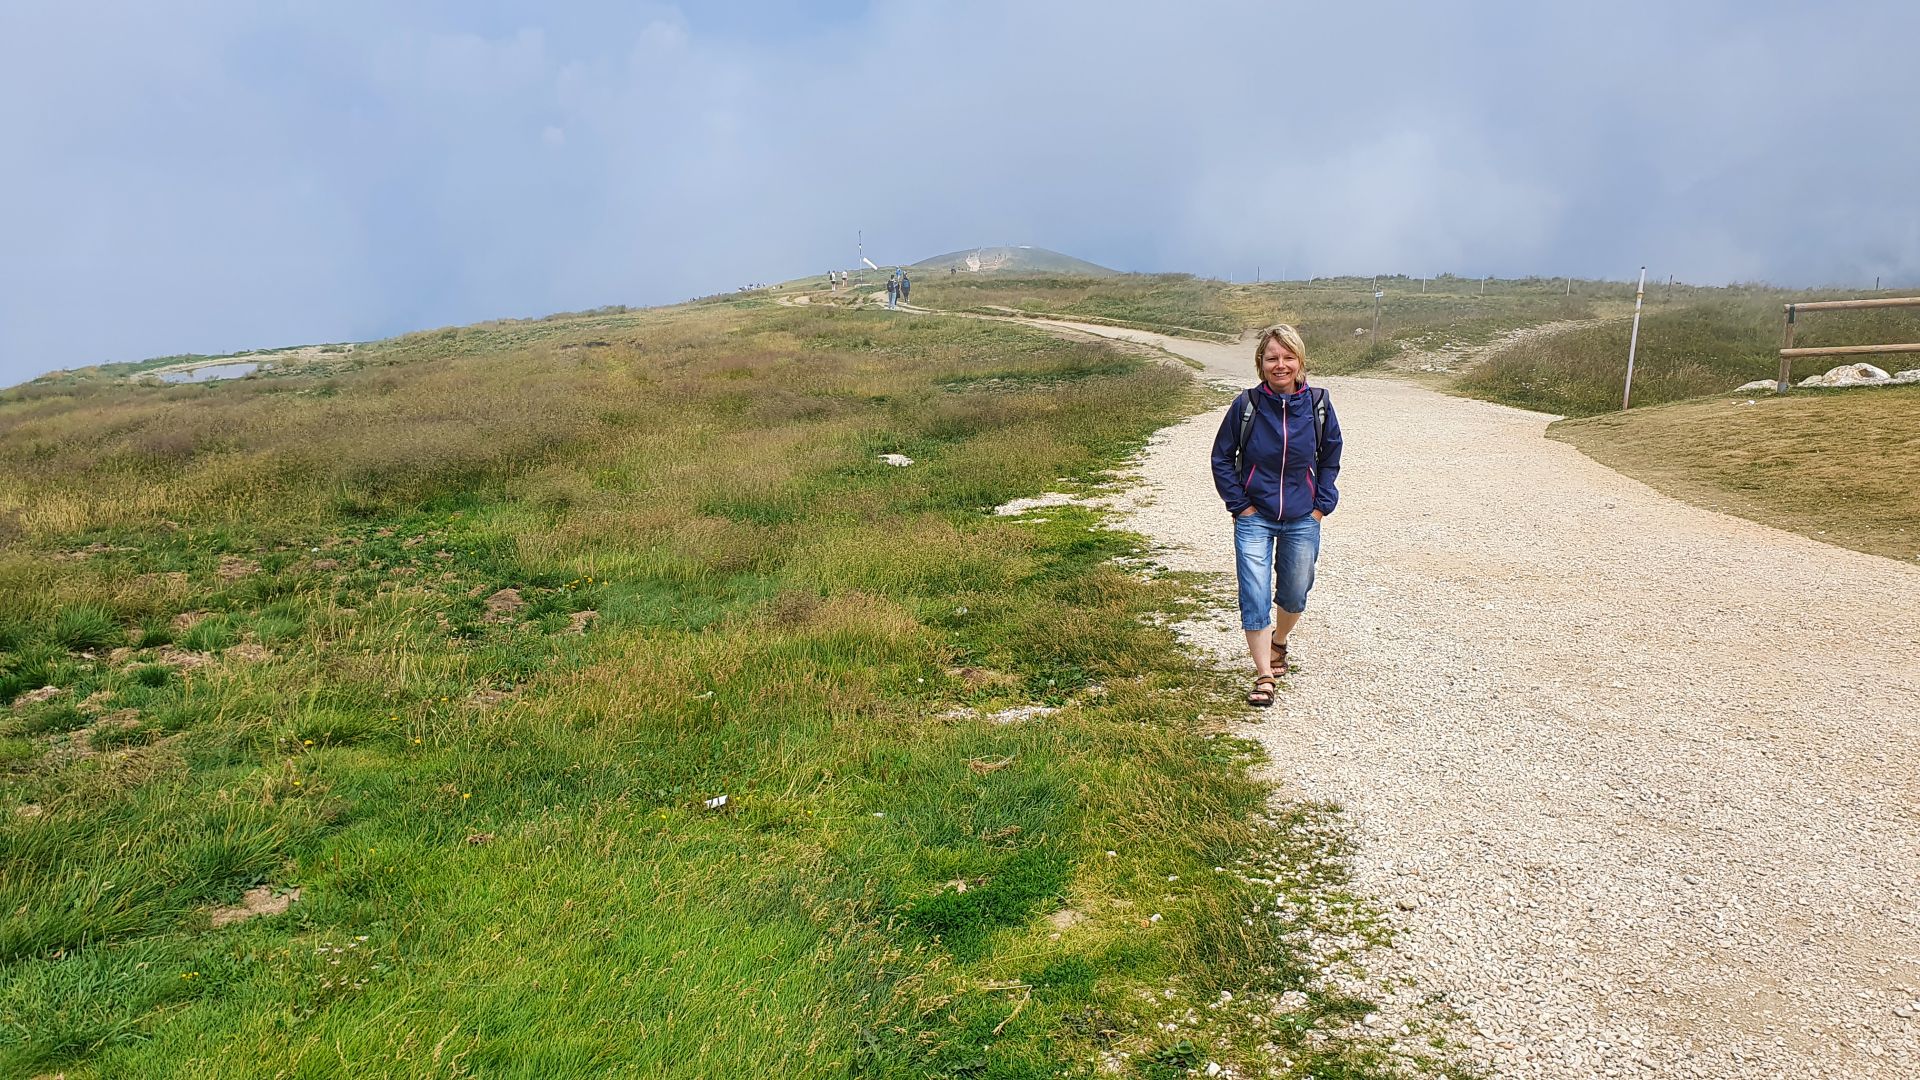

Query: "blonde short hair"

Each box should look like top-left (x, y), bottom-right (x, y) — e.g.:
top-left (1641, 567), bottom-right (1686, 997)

top-left (1253, 324), bottom-right (1308, 378)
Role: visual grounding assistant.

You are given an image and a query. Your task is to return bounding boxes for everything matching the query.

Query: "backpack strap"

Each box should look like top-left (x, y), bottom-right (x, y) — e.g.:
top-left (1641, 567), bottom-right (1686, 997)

top-left (1232, 390), bottom-right (1256, 475)
top-left (1310, 387), bottom-right (1328, 469)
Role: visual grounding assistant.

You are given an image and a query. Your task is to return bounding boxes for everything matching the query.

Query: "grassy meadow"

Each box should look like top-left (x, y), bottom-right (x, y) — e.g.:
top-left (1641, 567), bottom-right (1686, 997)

top-left (1461, 290), bottom-right (1920, 417)
top-left (0, 302), bottom-right (1438, 1077)
top-left (908, 272), bottom-right (1607, 374)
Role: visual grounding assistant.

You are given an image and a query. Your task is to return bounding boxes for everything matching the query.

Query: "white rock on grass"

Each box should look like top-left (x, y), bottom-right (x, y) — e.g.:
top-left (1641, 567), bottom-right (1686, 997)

top-left (1799, 363), bottom-right (1893, 388)
top-left (1893, 369), bottom-right (1920, 384)
top-left (989, 704), bottom-right (1058, 724)
top-left (1733, 379), bottom-right (1779, 393)
top-left (878, 453), bottom-right (914, 467)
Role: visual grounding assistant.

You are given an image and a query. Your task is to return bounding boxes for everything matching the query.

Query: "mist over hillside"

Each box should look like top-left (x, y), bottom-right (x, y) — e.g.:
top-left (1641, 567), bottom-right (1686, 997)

top-left (908, 246), bottom-right (1116, 276)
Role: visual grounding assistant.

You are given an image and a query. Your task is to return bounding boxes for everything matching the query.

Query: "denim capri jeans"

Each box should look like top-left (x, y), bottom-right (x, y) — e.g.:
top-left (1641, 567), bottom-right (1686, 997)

top-left (1233, 513), bottom-right (1320, 631)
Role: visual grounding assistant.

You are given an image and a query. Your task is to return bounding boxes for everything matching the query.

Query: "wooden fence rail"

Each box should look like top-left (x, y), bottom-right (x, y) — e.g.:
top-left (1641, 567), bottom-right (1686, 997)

top-left (1779, 296), bottom-right (1920, 391)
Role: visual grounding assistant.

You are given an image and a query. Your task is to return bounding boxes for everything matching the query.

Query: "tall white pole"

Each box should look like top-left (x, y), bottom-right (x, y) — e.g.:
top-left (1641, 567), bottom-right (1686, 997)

top-left (1622, 266), bottom-right (1648, 411)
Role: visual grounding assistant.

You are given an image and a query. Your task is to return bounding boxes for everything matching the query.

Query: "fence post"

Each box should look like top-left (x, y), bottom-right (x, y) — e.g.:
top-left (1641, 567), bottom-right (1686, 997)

top-left (1777, 305), bottom-right (1796, 393)
top-left (1622, 267), bottom-right (1647, 410)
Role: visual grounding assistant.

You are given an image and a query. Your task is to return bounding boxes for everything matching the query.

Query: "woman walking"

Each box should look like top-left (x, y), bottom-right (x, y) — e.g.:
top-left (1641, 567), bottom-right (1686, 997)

top-left (1210, 324), bottom-right (1343, 707)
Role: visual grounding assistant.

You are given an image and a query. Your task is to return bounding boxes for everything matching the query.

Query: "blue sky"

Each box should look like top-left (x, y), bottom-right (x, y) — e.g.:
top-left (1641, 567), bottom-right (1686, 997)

top-left (3, 1), bottom-right (1916, 386)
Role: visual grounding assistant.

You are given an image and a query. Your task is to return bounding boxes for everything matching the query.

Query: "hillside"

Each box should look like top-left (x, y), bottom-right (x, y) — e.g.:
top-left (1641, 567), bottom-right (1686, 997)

top-left (909, 245), bottom-right (1116, 276)
top-left (0, 296), bottom-right (1417, 1078)
top-left (909, 272), bottom-right (1605, 369)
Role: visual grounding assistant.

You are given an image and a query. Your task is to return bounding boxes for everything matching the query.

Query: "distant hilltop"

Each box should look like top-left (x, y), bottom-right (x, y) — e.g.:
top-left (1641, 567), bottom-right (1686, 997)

top-left (909, 246), bottom-right (1116, 276)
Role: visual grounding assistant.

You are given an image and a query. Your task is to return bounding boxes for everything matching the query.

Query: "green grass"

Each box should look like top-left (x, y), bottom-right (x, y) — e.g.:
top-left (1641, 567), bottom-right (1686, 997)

top-left (1551, 384), bottom-right (1920, 562)
top-left (1461, 292), bottom-right (1920, 417)
top-left (0, 301), bottom-right (1426, 1077)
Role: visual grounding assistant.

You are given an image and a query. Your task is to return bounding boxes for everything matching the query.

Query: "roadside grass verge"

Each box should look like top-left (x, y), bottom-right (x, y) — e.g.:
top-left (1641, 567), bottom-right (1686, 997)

top-left (1550, 384), bottom-right (1920, 563)
top-left (0, 304), bottom-right (1427, 1077)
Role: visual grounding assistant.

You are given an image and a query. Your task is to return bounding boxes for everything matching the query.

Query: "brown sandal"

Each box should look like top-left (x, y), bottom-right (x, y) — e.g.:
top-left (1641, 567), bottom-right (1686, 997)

top-left (1270, 638), bottom-right (1289, 675)
top-left (1246, 674), bottom-right (1276, 708)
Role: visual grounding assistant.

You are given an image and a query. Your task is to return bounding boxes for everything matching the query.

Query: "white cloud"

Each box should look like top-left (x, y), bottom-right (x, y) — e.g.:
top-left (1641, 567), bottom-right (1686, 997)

top-left (2, 0), bottom-right (1917, 385)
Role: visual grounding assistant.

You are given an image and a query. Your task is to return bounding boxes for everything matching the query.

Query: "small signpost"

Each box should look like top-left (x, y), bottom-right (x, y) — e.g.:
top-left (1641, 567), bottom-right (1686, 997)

top-left (1621, 267), bottom-right (1647, 411)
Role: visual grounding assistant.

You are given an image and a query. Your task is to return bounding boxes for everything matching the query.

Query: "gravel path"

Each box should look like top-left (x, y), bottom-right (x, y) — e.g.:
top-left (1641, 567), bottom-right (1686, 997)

top-left (1040, 320), bottom-right (1920, 1079)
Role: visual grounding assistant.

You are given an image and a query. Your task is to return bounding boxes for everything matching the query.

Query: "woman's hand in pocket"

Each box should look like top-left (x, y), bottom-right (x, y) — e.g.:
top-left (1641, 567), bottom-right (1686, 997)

top-left (1311, 509), bottom-right (1325, 522)
top-left (1238, 506), bottom-right (1258, 518)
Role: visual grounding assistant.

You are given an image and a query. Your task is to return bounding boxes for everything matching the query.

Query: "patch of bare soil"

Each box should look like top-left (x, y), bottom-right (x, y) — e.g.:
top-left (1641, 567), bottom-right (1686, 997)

top-left (209, 886), bottom-right (301, 928)
top-left (153, 646), bottom-right (216, 670)
top-left (483, 588), bottom-right (526, 621)
top-left (216, 556), bottom-right (261, 581)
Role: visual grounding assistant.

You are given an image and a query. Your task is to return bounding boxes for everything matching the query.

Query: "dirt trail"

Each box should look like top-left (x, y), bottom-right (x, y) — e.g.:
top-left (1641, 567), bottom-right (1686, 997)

top-left (1388, 317), bottom-right (1611, 376)
top-left (1011, 318), bottom-right (1920, 1078)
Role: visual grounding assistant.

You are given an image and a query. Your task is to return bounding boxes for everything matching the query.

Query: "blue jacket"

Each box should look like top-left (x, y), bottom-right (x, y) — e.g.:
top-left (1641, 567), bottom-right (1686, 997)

top-left (1210, 382), bottom-right (1343, 520)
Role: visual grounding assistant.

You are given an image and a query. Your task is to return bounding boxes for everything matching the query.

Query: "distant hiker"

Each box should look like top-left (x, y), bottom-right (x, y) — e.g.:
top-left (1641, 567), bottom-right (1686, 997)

top-left (900, 272), bottom-right (911, 303)
top-left (1209, 323), bottom-right (1343, 708)
top-left (887, 275), bottom-right (898, 309)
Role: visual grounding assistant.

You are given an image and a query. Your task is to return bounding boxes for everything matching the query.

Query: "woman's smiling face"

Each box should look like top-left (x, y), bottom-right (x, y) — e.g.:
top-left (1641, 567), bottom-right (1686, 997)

top-left (1261, 338), bottom-right (1303, 391)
